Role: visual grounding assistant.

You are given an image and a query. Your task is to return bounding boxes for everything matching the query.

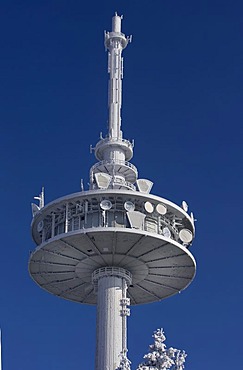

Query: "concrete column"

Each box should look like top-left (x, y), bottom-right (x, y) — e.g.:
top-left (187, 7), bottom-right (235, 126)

top-left (93, 267), bottom-right (132, 370)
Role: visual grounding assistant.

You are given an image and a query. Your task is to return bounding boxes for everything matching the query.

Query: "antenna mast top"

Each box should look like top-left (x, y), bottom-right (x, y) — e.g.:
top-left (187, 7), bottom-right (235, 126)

top-left (104, 14), bottom-right (131, 141)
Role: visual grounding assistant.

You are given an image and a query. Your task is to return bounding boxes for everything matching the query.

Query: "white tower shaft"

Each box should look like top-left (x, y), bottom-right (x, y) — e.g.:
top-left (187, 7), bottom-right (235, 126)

top-left (107, 15), bottom-right (123, 140)
top-left (93, 267), bottom-right (131, 370)
top-left (108, 28), bottom-right (123, 139)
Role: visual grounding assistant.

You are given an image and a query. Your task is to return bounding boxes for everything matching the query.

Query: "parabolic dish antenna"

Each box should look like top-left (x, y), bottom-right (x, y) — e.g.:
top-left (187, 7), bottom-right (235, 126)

top-left (37, 220), bottom-right (44, 232)
top-left (162, 227), bottom-right (171, 238)
top-left (100, 200), bottom-right (112, 210)
top-left (182, 200), bottom-right (188, 212)
top-left (124, 201), bottom-right (135, 212)
top-left (144, 201), bottom-right (154, 213)
top-left (179, 229), bottom-right (193, 243)
top-left (156, 203), bottom-right (167, 215)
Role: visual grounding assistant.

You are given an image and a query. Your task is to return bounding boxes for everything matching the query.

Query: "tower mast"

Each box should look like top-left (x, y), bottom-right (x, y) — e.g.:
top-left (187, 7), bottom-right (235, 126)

top-left (105, 13), bottom-right (131, 140)
top-left (90, 14), bottom-right (135, 192)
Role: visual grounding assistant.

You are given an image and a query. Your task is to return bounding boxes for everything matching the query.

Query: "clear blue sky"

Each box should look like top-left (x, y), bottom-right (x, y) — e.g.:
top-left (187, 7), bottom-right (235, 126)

top-left (0, 0), bottom-right (242, 369)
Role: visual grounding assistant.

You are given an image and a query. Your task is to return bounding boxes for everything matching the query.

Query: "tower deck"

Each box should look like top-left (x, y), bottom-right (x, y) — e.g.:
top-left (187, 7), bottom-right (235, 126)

top-left (29, 189), bottom-right (196, 305)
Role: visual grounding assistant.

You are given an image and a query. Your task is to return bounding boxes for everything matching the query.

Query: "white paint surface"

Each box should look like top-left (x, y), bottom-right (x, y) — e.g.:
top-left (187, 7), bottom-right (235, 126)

top-left (95, 269), bottom-right (130, 370)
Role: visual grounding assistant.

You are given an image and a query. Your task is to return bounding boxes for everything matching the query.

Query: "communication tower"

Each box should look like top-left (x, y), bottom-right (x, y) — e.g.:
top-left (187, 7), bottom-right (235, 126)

top-left (29, 14), bottom-right (196, 370)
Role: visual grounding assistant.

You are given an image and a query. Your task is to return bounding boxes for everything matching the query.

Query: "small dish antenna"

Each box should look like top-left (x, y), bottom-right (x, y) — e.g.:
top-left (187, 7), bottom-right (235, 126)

top-left (100, 200), bottom-right (112, 211)
top-left (37, 220), bottom-right (44, 232)
top-left (144, 201), bottom-right (154, 213)
top-left (162, 227), bottom-right (171, 238)
top-left (182, 201), bottom-right (188, 212)
top-left (156, 203), bottom-right (167, 215)
top-left (124, 201), bottom-right (135, 212)
top-left (179, 229), bottom-right (193, 243)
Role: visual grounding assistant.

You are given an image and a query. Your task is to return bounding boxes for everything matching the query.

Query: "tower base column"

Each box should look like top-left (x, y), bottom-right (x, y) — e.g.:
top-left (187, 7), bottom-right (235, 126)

top-left (92, 267), bottom-right (132, 370)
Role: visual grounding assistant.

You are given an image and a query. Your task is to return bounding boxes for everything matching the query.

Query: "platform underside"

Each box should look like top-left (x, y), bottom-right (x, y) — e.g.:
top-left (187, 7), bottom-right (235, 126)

top-left (29, 228), bottom-right (196, 305)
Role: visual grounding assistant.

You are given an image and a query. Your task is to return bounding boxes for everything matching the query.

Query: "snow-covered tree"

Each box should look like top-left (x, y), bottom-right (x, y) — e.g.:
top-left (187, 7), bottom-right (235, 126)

top-left (117, 349), bottom-right (132, 370)
top-left (137, 329), bottom-right (187, 370)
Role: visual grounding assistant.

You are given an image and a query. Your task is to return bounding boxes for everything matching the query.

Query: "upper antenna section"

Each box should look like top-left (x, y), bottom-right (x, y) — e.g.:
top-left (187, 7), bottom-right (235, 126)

top-left (90, 15), bottom-right (135, 191)
top-left (105, 13), bottom-right (131, 50)
top-left (112, 12), bottom-right (122, 32)
top-left (104, 14), bottom-right (132, 140)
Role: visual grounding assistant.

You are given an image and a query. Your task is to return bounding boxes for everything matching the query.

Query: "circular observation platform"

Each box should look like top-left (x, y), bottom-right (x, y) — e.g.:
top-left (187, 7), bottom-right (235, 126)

top-left (29, 189), bottom-right (196, 305)
top-left (90, 160), bottom-right (138, 184)
top-left (105, 31), bottom-right (129, 50)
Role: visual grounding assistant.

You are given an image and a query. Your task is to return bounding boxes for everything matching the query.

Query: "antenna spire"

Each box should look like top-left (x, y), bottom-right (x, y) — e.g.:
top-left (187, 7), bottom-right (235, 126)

top-left (89, 14), bottom-right (135, 191)
top-left (105, 14), bottom-right (131, 140)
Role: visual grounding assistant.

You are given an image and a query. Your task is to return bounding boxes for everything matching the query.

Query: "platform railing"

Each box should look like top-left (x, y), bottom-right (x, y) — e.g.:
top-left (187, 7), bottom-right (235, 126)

top-left (95, 137), bottom-right (134, 149)
top-left (37, 208), bottom-right (179, 247)
top-left (90, 159), bottom-right (138, 175)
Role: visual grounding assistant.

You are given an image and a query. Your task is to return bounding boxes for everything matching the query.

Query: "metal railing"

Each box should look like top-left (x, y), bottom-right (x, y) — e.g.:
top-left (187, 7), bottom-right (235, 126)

top-left (91, 159), bottom-right (138, 175)
top-left (95, 137), bottom-right (134, 149)
top-left (92, 267), bottom-right (132, 285)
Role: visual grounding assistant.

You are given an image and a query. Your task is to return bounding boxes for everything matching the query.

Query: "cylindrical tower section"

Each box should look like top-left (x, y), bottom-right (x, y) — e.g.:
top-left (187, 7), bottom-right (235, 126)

top-left (107, 34), bottom-right (123, 140)
top-left (89, 14), bottom-right (136, 191)
top-left (102, 145), bottom-right (126, 162)
top-left (93, 267), bottom-right (132, 370)
top-left (103, 14), bottom-right (130, 146)
top-left (112, 14), bottom-right (122, 33)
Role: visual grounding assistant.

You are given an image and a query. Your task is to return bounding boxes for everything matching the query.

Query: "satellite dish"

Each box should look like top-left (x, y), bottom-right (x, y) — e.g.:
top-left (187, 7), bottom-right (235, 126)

top-left (144, 201), bottom-right (154, 213)
top-left (182, 201), bottom-right (188, 212)
top-left (162, 227), bottom-right (171, 238)
top-left (37, 220), bottom-right (44, 232)
top-left (156, 203), bottom-right (167, 215)
top-left (100, 200), bottom-right (112, 210)
top-left (124, 201), bottom-right (135, 212)
top-left (179, 229), bottom-right (193, 243)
